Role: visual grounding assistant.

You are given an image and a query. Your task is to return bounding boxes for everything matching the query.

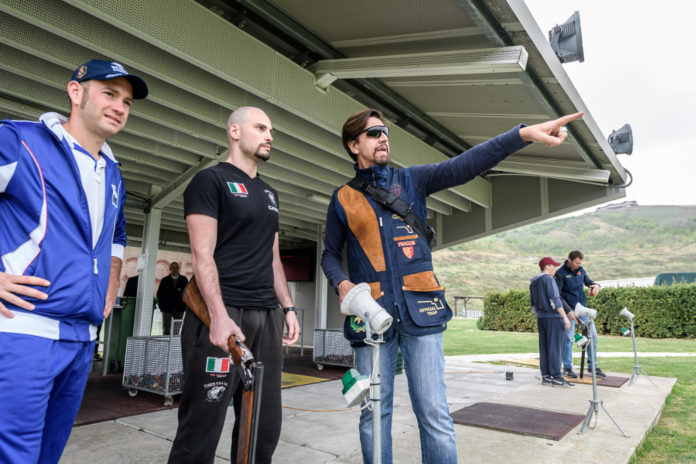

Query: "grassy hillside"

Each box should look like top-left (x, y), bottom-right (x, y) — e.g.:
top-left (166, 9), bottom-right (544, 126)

top-left (433, 205), bottom-right (696, 304)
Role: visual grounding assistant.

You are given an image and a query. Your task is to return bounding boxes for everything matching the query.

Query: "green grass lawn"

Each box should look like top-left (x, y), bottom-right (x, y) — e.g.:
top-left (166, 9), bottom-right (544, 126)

top-left (443, 319), bottom-right (696, 464)
top-left (443, 319), bottom-right (696, 356)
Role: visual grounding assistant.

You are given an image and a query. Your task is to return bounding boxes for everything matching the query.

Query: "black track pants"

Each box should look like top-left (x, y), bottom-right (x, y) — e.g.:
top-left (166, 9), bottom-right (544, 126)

top-left (168, 306), bottom-right (284, 464)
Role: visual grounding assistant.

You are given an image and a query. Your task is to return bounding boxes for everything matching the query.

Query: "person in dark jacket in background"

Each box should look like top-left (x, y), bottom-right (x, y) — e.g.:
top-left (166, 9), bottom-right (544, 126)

top-left (123, 273), bottom-right (139, 297)
top-left (157, 262), bottom-right (188, 335)
top-left (555, 250), bottom-right (604, 378)
top-left (530, 257), bottom-right (573, 387)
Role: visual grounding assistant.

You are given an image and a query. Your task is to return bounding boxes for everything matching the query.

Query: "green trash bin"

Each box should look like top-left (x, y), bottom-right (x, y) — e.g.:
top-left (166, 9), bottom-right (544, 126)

top-left (116, 297), bottom-right (137, 368)
top-left (105, 297), bottom-right (136, 372)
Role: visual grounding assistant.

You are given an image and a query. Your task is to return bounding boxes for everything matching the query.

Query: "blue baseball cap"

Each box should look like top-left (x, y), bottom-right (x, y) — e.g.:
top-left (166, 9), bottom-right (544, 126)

top-left (70, 59), bottom-right (148, 99)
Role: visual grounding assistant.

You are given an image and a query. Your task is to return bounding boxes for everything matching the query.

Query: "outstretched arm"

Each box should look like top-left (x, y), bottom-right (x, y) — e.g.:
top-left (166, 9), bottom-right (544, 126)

top-left (413, 111), bottom-right (585, 195)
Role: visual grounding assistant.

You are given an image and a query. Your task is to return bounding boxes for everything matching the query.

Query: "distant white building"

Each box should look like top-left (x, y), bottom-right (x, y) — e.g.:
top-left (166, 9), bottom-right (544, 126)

top-left (596, 277), bottom-right (655, 288)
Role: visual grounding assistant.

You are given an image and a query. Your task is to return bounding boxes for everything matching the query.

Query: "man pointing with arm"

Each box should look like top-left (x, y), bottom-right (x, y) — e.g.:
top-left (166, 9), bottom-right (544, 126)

top-left (322, 108), bottom-right (583, 464)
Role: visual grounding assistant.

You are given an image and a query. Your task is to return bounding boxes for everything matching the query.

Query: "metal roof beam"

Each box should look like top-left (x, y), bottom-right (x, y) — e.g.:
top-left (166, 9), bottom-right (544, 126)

top-left (312, 46), bottom-right (528, 89)
top-left (330, 27), bottom-right (482, 48)
top-left (495, 156), bottom-right (611, 183)
top-left (149, 153), bottom-right (226, 210)
top-left (279, 228), bottom-right (318, 242)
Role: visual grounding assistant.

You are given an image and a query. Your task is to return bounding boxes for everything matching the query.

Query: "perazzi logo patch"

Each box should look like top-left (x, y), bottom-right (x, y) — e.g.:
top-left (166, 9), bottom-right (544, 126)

top-left (227, 182), bottom-right (248, 196)
top-left (397, 239), bottom-right (416, 259)
top-left (416, 297), bottom-right (445, 316)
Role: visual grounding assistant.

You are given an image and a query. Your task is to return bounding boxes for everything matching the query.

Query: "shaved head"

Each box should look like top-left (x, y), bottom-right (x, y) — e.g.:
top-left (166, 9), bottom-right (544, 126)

top-left (227, 106), bottom-right (259, 130)
top-left (225, 106), bottom-right (274, 166)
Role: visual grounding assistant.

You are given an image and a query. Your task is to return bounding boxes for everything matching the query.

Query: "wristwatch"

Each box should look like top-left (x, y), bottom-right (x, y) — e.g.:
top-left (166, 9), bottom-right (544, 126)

top-left (282, 306), bottom-right (297, 315)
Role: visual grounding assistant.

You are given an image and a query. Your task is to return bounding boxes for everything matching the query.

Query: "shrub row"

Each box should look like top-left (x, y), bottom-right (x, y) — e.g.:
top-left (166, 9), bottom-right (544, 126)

top-left (478, 284), bottom-right (696, 338)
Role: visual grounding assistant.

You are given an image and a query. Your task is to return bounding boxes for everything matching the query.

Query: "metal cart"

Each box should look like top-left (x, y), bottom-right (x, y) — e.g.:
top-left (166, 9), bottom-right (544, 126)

top-left (122, 319), bottom-right (183, 406)
top-left (313, 328), bottom-right (354, 370)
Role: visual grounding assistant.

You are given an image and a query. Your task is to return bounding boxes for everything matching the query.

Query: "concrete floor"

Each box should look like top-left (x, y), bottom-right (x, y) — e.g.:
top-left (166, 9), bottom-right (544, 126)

top-left (61, 356), bottom-right (675, 463)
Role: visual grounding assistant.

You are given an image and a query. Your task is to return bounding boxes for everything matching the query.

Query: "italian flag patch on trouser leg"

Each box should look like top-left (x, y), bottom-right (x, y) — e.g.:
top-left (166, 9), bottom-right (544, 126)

top-left (206, 357), bottom-right (231, 373)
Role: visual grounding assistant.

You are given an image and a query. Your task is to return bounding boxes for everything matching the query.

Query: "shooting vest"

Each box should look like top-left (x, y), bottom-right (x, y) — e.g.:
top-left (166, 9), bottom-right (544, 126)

top-left (335, 171), bottom-right (451, 344)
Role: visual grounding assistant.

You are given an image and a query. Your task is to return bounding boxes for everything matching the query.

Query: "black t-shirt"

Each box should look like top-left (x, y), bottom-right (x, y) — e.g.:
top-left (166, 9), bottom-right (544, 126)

top-left (184, 162), bottom-right (280, 309)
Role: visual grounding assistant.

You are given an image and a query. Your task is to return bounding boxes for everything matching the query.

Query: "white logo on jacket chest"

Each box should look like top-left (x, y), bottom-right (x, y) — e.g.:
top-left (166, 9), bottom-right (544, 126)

top-left (111, 184), bottom-right (118, 207)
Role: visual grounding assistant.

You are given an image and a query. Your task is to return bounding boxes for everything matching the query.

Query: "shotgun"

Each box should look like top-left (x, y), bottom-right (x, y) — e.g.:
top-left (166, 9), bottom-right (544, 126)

top-left (182, 275), bottom-right (263, 464)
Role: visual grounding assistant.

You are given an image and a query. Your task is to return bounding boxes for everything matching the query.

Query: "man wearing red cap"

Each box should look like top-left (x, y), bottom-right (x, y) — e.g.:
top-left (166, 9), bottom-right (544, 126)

top-left (0, 59), bottom-right (148, 463)
top-left (530, 257), bottom-right (573, 387)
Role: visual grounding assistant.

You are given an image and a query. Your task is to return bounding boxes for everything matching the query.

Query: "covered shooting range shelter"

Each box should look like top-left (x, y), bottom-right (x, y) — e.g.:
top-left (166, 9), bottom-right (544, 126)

top-left (0, 0), bottom-right (629, 341)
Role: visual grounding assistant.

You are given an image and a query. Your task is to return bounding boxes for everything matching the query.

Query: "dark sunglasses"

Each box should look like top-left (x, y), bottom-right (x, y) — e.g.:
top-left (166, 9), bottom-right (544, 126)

top-left (357, 125), bottom-right (389, 139)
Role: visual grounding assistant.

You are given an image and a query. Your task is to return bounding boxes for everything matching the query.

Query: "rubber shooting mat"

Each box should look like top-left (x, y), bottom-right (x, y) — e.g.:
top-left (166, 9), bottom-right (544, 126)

top-left (281, 372), bottom-right (329, 389)
top-left (565, 375), bottom-right (629, 388)
top-left (451, 402), bottom-right (585, 440)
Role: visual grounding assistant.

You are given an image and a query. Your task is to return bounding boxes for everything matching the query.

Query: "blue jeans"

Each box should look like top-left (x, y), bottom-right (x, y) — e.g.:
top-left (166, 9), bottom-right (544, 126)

top-left (563, 317), bottom-right (598, 370)
top-left (355, 328), bottom-right (457, 464)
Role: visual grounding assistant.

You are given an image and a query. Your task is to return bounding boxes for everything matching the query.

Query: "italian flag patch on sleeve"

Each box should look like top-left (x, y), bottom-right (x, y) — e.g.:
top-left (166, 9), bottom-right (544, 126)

top-left (206, 356), bottom-right (232, 373)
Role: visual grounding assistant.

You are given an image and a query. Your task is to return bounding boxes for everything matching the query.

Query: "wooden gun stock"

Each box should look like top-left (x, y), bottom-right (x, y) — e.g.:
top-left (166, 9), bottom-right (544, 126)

top-left (182, 275), bottom-right (244, 363)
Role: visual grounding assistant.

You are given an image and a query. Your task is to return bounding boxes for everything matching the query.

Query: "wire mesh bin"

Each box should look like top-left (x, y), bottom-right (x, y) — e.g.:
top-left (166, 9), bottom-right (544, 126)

top-left (122, 319), bottom-right (183, 406)
top-left (313, 328), bottom-right (354, 370)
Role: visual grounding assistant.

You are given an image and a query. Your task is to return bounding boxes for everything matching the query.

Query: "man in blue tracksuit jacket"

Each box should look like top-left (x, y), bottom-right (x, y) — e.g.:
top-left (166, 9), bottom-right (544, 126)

top-left (555, 250), bottom-right (604, 378)
top-left (321, 108), bottom-right (583, 464)
top-left (0, 59), bottom-right (148, 463)
top-left (530, 257), bottom-right (572, 387)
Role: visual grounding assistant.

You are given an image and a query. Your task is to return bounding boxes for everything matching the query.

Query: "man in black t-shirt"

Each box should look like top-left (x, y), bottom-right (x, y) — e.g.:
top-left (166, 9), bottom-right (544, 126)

top-left (168, 107), bottom-right (300, 464)
top-left (156, 262), bottom-right (188, 335)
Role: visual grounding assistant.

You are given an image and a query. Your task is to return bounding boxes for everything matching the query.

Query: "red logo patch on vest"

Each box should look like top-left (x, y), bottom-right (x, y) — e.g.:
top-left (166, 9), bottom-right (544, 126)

top-left (397, 240), bottom-right (416, 259)
top-left (402, 246), bottom-right (414, 259)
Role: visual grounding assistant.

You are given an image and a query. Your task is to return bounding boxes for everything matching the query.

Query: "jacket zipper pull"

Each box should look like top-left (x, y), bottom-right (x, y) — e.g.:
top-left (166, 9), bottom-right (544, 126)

top-left (93, 258), bottom-right (99, 275)
top-left (379, 217), bottom-right (383, 227)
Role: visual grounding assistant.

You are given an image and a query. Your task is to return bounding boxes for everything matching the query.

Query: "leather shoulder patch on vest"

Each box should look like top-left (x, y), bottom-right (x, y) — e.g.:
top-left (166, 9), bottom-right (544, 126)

top-left (337, 185), bottom-right (386, 272)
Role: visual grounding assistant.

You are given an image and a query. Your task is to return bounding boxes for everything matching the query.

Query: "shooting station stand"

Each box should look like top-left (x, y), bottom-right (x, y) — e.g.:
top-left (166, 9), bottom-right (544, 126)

top-left (578, 318), bottom-right (630, 438)
top-left (627, 319), bottom-right (656, 386)
top-left (363, 321), bottom-right (385, 464)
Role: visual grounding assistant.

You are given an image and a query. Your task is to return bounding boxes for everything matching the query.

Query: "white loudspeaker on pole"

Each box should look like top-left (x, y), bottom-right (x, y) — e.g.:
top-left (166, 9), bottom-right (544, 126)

top-left (620, 307), bottom-right (635, 321)
top-left (574, 302), bottom-right (597, 320)
top-left (340, 283), bottom-right (393, 334)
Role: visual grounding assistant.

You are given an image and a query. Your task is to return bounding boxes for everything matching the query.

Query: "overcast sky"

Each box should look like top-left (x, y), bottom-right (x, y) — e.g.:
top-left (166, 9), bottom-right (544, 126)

top-left (524, 0), bottom-right (696, 206)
